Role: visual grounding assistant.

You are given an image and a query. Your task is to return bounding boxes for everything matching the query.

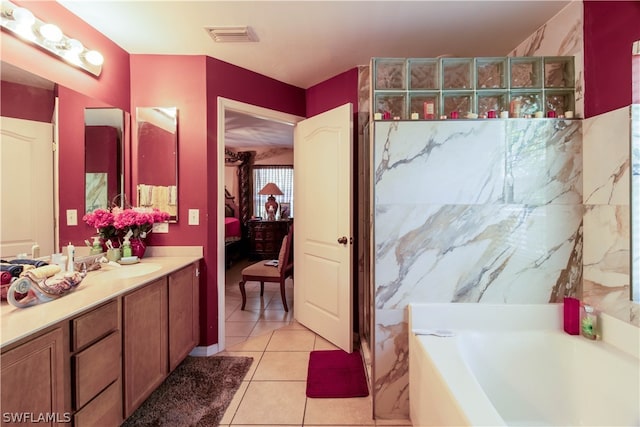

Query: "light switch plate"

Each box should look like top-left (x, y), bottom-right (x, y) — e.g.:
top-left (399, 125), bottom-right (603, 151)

top-left (152, 222), bottom-right (169, 233)
top-left (66, 209), bottom-right (78, 226)
top-left (188, 209), bottom-right (199, 226)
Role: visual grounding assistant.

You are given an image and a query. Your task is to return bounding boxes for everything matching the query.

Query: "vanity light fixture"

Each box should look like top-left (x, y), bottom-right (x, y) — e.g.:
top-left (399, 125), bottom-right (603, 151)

top-left (0, 0), bottom-right (104, 76)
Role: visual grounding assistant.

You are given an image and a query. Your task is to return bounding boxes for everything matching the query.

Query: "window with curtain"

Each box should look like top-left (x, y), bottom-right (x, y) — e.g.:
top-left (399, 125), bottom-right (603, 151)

top-left (253, 166), bottom-right (293, 218)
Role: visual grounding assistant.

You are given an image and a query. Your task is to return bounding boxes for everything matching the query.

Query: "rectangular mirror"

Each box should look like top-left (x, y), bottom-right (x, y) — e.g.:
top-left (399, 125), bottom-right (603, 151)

top-left (85, 108), bottom-right (126, 213)
top-left (136, 107), bottom-right (178, 222)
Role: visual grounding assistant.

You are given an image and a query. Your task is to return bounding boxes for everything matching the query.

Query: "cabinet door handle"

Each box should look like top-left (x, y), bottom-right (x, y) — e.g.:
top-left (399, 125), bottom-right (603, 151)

top-left (337, 236), bottom-right (348, 245)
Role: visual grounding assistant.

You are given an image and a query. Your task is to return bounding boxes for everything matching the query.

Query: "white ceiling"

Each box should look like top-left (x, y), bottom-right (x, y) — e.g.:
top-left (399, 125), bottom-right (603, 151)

top-left (38, 1), bottom-right (575, 148)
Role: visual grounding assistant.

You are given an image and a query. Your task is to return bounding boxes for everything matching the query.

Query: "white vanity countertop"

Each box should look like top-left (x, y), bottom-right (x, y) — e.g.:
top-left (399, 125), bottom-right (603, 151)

top-left (1, 254), bottom-right (202, 349)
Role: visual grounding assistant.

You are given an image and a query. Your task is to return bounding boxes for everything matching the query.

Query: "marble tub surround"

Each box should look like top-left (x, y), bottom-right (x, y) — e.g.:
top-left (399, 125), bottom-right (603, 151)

top-left (509, 1), bottom-right (584, 118)
top-left (373, 119), bottom-right (583, 418)
top-left (582, 106), bottom-right (637, 326)
top-left (0, 253), bottom-right (202, 348)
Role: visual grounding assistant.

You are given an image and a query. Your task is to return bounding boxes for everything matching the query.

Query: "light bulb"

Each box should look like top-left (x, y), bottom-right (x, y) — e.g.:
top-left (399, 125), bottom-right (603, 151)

top-left (39, 23), bottom-right (63, 42)
top-left (84, 50), bottom-right (104, 66)
top-left (66, 38), bottom-right (84, 54)
top-left (11, 7), bottom-right (35, 26)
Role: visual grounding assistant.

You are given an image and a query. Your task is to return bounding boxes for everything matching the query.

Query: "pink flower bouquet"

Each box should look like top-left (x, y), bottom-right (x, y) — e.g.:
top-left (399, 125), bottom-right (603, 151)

top-left (83, 207), bottom-right (170, 241)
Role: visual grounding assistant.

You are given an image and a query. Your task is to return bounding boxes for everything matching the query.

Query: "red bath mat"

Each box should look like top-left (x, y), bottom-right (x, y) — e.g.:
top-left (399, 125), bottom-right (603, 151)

top-left (306, 350), bottom-right (369, 398)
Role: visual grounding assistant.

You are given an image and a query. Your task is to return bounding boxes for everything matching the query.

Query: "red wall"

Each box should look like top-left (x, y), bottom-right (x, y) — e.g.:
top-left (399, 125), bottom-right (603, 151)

top-left (1, 1), bottom-right (131, 250)
top-left (0, 81), bottom-right (55, 122)
top-left (583, 1), bottom-right (640, 117)
top-left (306, 67), bottom-right (359, 117)
top-left (131, 54), bottom-right (305, 346)
top-left (4, 1), bottom-right (131, 112)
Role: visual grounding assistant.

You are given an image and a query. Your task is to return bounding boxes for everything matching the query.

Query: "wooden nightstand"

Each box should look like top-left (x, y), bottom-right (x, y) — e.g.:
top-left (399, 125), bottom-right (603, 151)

top-left (248, 219), bottom-right (292, 259)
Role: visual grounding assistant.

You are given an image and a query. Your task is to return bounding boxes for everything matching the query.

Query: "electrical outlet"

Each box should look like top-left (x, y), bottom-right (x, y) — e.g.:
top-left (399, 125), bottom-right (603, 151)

top-left (188, 209), bottom-right (199, 226)
top-left (66, 209), bottom-right (78, 226)
top-left (152, 222), bottom-right (169, 233)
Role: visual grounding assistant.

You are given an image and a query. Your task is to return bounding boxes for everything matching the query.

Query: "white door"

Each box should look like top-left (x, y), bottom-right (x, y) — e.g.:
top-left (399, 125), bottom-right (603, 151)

top-left (294, 103), bottom-right (353, 352)
top-left (1, 116), bottom-right (55, 258)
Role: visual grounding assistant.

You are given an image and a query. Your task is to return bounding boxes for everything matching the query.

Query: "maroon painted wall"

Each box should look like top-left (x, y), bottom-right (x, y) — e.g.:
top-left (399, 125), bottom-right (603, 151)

top-left (583, 1), bottom-right (640, 117)
top-left (4, 1), bottom-right (130, 112)
top-left (203, 55), bottom-right (305, 345)
top-left (131, 54), bottom-right (305, 346)
top-left (0, 81), bottom-right (55, 122)
top-left (58, 86), bottom-right (118, 245)
top-left (306, 68), bottom-right (359, 117)
top-left (1, 1), bottom-right (131, 250)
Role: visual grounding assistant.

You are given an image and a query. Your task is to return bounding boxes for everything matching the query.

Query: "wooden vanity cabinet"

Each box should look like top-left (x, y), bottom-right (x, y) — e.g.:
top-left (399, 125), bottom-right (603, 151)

top-left (70, 300), bottom-right (122, 427)
top-left (122, 263), bottom-right (199, 419)
top-left (122, 277), bottom-right (168, 418)
top-left (1, 328), bottom-right (67, 426)
top-left (168, 264), bottom-right (199, 371)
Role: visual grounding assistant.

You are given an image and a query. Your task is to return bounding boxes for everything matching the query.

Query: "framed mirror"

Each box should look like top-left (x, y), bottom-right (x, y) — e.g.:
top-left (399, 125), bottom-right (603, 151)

top-left (84, 108), bottom-right (127, 213)
top-left (136, 107), bottom-right (178, 222)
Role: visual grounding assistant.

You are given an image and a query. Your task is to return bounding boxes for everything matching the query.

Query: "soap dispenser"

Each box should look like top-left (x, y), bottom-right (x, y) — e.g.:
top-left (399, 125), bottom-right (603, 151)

top-left (122, 233), bottom-right (132, 258)
top-left (581, 304), bottom-right (598, 340)
top-left (90, 236), bottom-right (103, 255)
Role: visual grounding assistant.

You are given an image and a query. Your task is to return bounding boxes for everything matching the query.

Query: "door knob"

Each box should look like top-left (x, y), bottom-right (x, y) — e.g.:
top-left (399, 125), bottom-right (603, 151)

top-left (337, 236), bottom-right (348, 245)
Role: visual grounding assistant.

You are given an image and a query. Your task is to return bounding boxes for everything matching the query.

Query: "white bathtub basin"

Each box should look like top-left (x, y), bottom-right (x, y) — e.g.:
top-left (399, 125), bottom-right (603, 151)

top-left (408, 303), bottom-right (640, 427)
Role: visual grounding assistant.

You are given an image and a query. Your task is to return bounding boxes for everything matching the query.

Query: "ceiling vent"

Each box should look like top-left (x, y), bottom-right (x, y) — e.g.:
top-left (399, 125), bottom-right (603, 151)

top-left (205, 26), bottom-right (258, 43)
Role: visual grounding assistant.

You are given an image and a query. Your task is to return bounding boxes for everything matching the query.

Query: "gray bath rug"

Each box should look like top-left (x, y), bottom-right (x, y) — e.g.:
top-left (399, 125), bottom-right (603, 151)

top-left (122, 355), bottom-right (253, 427)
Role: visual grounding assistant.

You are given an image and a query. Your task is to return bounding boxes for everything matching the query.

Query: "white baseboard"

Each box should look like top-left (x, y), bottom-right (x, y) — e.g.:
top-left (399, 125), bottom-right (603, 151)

top-left (190, 343), bottom-right (220, 357)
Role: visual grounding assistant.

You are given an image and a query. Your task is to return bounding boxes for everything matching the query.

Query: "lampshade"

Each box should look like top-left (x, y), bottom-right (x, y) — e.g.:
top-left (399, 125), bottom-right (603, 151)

top-left (258, 183), bottom-right (283, 196)
top-left (259, 183), bottom-right (283, 220)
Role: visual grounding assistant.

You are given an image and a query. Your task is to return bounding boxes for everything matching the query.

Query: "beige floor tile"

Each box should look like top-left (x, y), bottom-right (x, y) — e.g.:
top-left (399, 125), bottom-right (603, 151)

top-left (260, 308), bottom-right (294, 322)
top-left (252, 351), bottom-right (310, 381)
top-left (278, 321), bottom-right (310, 331)
top-left (266, 329), bottom-right (316, 351)
top-left (219, 380), bottom-right (249, 425)
top-left (225, 335), bottom-right (251, 348)
top-left (226, 331), bottom-right (272, 352)
top-left (228, 308), bottom-right (263, 322)
top-left (250, 321), bottom-right (290, 337)
top-left (375, 420), bottom-right (412, 426)
top-left (313, 336), bottom-right (340, 351)
top-left (226, 321), bottom-right (258, 337)
top-left (304, 396), bottom-right (374, 425)
top-left (231, 381), bottom-right (306, 425)
top-left (215, 351), bottom-right (264, 380)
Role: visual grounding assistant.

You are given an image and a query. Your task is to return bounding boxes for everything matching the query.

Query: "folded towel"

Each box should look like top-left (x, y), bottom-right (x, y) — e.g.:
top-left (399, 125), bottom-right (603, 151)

top-left (25, 265), bottom-right (61, 280)
top-left (0, 264), bottom-right (23, 277)
top-left (412, 328), bottom-right (456, 337)
top-left (0, 271), bottom-right (11, 285)
top-left (9, 259), bottom-right (48, 268)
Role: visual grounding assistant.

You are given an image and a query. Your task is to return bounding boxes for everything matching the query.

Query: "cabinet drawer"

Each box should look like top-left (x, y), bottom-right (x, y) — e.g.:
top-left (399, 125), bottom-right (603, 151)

top-left (74, 331), bottom-right (120, 409)
top-left (72, 300), bottom-right (118, 351)
top-left (74, 379), bottom-right (122, 427)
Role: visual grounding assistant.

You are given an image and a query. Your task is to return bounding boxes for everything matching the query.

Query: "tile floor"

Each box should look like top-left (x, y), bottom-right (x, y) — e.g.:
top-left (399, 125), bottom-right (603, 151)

top-left (220, 258), bottom-right (411, 426)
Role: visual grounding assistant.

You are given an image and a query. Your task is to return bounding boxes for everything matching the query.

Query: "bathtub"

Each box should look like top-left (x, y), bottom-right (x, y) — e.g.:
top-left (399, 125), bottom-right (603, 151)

top-left (408, 303), bottom-right (640, 427)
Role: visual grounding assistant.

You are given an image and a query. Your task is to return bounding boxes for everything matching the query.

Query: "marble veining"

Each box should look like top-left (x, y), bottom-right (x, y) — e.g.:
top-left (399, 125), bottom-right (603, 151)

top-left (375, 121), bottom-right (505, 205)
top-left (508, 1), bottom-right (584, 117)
top-left (582, 107), bottom-right (630, 205)
top-left (373, 119), bottom-right (583, 418)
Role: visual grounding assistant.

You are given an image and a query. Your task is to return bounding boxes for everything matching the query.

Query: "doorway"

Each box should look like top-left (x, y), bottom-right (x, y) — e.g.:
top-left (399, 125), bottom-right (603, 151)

top-left (216, 98), bottom-right (303, 351)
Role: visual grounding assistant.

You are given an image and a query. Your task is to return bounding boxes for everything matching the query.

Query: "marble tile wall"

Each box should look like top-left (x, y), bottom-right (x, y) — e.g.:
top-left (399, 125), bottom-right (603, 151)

top-left (372, 119), bottom-right (583, 418)
top-left (582, 106), bottom-right (638, 326)
top-left (508, 1), bottom-right (584, 118)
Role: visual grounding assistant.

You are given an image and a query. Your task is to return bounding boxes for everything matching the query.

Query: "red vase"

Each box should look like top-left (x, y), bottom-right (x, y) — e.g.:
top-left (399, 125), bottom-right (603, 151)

top-left (130, 238), bottom-right (146, 259)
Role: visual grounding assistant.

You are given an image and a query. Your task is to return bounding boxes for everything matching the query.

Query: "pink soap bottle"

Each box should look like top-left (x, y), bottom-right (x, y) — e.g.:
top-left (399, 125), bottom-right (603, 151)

top-left (563, 297), bottom-right (580, 335)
